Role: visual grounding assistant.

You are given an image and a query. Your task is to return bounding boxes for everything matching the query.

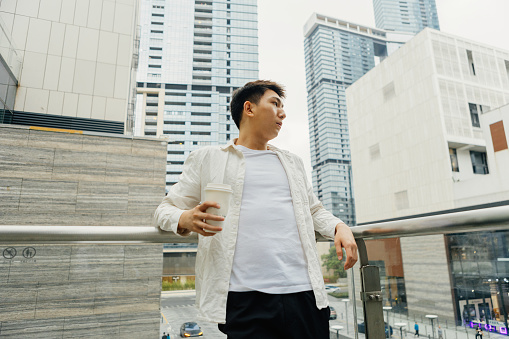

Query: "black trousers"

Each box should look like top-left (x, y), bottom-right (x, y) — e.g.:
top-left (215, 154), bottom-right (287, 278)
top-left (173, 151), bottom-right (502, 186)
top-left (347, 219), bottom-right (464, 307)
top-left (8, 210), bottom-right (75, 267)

top-left (218, 290), bottom-right (330, 339)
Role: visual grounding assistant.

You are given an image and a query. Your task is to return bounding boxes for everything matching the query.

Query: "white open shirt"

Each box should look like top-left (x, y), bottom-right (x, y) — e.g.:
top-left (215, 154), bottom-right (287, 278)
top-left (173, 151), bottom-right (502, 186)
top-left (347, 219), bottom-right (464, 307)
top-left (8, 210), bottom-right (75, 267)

top-left (154, 139), bottom-right (343, 323)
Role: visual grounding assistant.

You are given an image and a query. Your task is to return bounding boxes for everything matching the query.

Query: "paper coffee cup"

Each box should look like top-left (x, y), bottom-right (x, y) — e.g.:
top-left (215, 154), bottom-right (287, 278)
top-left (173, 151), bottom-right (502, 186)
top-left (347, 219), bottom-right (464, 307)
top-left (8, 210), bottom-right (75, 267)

top-left (204, 183), bottom-right (233, 233)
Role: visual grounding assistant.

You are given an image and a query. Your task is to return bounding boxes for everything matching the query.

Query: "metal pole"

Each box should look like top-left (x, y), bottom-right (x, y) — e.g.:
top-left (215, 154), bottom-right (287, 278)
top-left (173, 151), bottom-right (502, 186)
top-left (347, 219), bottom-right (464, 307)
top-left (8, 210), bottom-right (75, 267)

top-left (346, 301), bottom-right (350, 334)
top-left (357, 239), bottom-right (385, 339)
top-left (351, 268), bottom-right (359, 339)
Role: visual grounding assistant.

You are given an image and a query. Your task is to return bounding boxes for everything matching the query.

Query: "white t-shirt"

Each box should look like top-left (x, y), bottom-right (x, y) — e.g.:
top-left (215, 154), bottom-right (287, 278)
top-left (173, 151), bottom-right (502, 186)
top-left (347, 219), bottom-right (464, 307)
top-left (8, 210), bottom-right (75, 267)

top-left (229, 145), bottom-right (312, 294)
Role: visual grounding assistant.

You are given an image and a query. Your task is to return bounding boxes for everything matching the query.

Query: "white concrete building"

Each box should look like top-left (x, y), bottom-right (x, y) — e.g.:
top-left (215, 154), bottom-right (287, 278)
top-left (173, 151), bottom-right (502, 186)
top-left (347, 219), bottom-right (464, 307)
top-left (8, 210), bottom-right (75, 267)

top-left (0, 0), bottom-right (139, 134)
top-left (347, 28), bottom-right (509, 223)
top-left (346, 28), bottom-right (509, 325)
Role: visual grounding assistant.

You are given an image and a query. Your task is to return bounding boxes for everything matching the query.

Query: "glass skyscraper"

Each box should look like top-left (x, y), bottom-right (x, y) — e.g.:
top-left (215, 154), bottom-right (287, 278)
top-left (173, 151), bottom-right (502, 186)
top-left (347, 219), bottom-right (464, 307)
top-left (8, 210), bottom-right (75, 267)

top-left (135, 0), bottom-right (258, 189)
top-left (303, 14), bottom-right (389, 225)
top-left (373, 0), bottom-right (440, 34)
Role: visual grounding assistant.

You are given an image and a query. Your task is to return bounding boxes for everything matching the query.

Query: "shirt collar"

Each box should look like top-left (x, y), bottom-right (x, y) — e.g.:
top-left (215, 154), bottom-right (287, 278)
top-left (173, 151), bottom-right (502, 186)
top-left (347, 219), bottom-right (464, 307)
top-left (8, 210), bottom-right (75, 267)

top-left (220, 138), bottom-right (284, 153)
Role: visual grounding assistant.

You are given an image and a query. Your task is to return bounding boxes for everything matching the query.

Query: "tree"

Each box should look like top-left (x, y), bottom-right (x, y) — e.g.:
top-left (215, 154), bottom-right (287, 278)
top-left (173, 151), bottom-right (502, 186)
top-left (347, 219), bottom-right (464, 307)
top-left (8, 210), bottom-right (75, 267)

top-left (321, 246), bottom-right (347, 279)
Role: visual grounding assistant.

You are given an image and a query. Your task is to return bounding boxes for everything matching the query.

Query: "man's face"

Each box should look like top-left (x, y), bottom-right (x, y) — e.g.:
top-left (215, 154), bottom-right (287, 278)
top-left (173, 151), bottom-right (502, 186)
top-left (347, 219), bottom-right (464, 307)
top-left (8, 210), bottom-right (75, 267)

top-left (248, 89), bottom-right (286, 141)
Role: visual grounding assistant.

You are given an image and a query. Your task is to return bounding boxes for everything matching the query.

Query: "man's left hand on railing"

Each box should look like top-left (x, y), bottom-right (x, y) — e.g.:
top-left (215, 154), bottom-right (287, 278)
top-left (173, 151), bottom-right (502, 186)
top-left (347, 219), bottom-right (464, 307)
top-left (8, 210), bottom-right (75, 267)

top-left (334, 222), bottom-right (358, 270)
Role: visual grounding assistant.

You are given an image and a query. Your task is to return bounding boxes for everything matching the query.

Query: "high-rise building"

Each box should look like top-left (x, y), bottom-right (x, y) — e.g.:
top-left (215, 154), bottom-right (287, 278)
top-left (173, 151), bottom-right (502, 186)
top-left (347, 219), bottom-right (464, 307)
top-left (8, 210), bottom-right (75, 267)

top-left (373, 0), bottom-right (440, 34)
top-left (0, 0), bottom-right (139, 134)
top-left (303, 13), bottom-right (412, 225)
top-left (135, 0), bottom-right (259, 189)
top-left (347, 28), bottom-right (509, 325)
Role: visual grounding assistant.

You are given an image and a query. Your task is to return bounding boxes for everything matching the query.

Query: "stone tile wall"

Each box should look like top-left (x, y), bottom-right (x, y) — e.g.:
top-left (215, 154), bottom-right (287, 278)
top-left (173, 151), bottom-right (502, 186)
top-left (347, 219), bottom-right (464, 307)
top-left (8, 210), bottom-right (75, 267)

top-left (0, 125), bottom-right (167, 338)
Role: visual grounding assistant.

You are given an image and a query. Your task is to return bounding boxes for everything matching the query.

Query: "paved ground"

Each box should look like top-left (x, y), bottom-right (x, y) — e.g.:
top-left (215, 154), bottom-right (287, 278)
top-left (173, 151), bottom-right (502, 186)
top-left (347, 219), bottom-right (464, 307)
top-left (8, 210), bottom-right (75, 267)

top-left (160, 290), bottom-right (225, 339)
top-left (159, 290), bottom-right (359, 338)
top-left (160, 291), bottom-right (507, 339)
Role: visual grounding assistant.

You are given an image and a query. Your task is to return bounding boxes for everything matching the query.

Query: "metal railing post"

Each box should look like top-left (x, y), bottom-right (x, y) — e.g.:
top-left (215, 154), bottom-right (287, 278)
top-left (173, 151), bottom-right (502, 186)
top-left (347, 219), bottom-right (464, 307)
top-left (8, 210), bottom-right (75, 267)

top-left (357, 239), bottom-right (386, 339)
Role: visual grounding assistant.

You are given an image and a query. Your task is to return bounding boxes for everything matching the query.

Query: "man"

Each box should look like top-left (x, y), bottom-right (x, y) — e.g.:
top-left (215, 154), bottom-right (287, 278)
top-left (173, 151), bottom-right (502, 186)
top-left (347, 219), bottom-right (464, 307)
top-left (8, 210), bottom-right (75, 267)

top-left (476, 325), bottom-right (483, 339)
top-left (154, 80), bottom-right (358, 338)
top-left (414, 322), bottom-right (419, 337)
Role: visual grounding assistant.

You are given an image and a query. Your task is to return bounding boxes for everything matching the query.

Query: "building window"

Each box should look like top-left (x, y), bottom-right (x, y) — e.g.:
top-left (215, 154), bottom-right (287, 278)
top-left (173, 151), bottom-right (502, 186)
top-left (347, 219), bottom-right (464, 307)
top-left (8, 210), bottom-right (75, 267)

top-left (395, 190), bottom-right (409, 210)
top-left (466, 50), bottom-right (476, 76)
top-left (383, 81), bottom-right (395, 101)
top-left (505, 60), bottom-right (509, 81)
top-left (470, 151), bottom-right (489, 175)
top-left (449, 148), bottom-right (459, 172)
top-left (469, 103), bottom-right (480, 128)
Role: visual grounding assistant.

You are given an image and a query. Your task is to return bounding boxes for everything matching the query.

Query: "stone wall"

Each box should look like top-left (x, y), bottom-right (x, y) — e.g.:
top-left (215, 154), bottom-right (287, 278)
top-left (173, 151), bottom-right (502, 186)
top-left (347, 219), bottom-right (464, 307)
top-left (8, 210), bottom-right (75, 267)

top-left (0, 125), bottom-right (167, 337)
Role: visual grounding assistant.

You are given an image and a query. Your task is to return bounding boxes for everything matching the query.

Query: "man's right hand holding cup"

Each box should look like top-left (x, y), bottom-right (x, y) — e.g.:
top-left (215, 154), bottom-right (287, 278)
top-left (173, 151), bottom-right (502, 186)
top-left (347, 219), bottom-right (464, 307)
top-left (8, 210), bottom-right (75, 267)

top-left (177, 201), bottom-right (224, 236)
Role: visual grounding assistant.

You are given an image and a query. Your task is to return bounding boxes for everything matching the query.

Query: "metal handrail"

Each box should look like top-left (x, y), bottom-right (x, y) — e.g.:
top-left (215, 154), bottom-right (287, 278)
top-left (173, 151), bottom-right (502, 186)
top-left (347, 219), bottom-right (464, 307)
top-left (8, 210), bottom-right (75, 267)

top-left (1, 205), bottom-right (508, 243)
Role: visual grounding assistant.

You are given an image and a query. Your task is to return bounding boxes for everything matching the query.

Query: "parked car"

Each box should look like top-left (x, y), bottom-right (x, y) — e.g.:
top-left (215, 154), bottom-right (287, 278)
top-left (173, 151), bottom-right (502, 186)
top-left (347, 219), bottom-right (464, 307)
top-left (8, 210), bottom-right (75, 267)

top-left (180, 322), bottom-right (203, 337)
top-left (357, 322), bottom-right (393, 336)
top-left (329, 306), bottom-right (337, 320)
top-left (325, 285), bottom-right (341, 293)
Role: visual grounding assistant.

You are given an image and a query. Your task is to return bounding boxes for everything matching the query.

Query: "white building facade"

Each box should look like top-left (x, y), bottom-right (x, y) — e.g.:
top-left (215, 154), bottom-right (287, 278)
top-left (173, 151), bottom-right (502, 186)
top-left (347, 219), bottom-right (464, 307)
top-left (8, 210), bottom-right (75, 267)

top-left (347, 28), bottom-right (509, 326)
top-left (0, 0), bottom-right (139, 134)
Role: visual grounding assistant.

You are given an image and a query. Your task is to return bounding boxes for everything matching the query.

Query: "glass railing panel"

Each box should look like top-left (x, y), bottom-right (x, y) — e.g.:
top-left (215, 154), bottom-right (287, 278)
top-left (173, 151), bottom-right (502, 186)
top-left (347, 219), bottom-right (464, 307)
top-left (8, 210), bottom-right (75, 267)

top-left (322, 241), bottom-right (360, 339)
top-left (352, 229), bottom-right (509, 339)
top-left (328, 272), bottom-right (359, 338)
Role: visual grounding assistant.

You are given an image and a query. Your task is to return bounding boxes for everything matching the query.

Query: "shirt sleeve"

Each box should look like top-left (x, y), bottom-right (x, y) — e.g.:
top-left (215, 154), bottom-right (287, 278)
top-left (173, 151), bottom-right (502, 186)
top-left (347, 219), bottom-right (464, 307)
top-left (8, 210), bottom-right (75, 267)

top-left (296, 156), bottom-right (344, 241)
top-left (153, 150), bottom-right (203, 236)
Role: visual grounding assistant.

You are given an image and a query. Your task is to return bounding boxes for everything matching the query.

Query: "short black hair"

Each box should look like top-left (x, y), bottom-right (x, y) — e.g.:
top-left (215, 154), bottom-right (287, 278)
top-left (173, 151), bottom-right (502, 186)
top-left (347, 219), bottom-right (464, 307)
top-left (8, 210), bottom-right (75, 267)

top-left (230, 80), bottom-right (286, 129)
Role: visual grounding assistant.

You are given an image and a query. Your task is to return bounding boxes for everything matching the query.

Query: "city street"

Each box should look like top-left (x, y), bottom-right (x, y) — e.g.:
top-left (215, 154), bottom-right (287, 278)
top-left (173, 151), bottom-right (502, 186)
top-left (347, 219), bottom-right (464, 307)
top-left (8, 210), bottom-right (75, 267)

top-left (160, 290), bottom-right (509, 339)
top-left (160, 291), bottom-right (225, 339)
top-left (159, 290), bottom-right (358, 339)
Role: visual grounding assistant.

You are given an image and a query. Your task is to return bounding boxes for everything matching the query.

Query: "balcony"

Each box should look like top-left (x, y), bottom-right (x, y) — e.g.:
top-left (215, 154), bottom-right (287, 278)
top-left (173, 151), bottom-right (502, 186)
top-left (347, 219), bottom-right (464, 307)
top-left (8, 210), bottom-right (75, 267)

top-left (195, 3), bottom-right (213, 11)
top-left (194, 19), bottom-right (212, 27)
top-left (193, 35), bottom-right (212, 43)
top-left (193, 45), bottom-right (212, 52)
top-left (193, 52), bottom-right (212, 59)
top-left (193, 61), bottom-right (212, 68)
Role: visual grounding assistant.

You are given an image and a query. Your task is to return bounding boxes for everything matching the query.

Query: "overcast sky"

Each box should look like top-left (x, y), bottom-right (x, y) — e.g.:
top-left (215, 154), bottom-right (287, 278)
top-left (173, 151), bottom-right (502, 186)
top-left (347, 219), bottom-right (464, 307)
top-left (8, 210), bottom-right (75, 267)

top-left (255, 0), bottom-right (509, 180)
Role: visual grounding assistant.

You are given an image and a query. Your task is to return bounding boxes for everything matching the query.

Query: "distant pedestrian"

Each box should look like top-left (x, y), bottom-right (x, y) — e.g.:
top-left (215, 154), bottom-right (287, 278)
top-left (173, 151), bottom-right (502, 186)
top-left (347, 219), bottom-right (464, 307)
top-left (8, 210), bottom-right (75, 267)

top-left (438, 326), bottom-right (443, 339)
top-left (476, 326), bottom-right (483, 339)
top-left (414, 322), bottom-right (419, 337)
top-left (162, 332), bottom-right (168, 339)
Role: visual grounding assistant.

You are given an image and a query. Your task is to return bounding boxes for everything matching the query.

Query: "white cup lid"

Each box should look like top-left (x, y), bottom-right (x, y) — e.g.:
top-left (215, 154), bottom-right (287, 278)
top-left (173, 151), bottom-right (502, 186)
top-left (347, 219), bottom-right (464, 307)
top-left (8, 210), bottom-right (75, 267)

top-left (205, 183), bottom-right (233, 193)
